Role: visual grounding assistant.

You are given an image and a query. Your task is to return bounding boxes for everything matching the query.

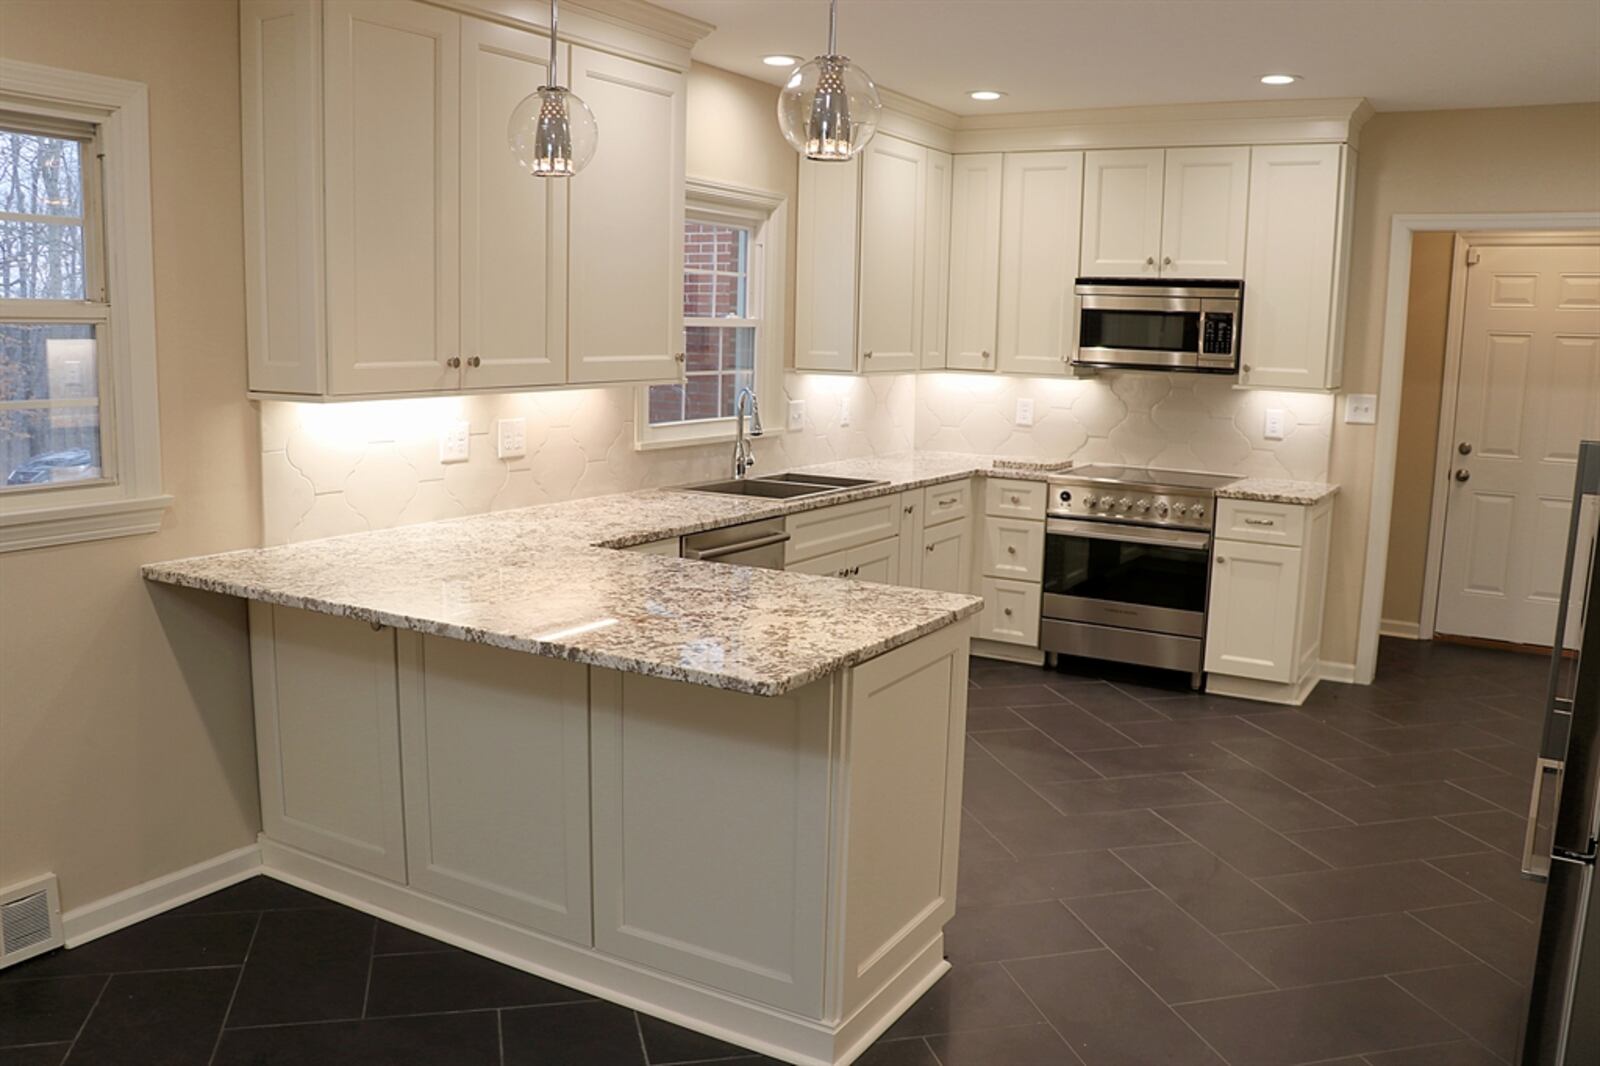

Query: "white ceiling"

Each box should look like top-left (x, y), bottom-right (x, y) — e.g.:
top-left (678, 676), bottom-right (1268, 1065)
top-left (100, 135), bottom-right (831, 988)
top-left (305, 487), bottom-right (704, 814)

top-left (652, 0), bottom-right (1600, 116)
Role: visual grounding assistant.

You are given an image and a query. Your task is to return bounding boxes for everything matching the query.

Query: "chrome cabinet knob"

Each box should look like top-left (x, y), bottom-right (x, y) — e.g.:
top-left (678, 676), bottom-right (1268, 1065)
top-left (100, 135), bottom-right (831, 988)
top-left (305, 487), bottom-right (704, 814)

top-left (1145, 256), bottom-right (1155, 266)
top-left (1003, 607), bottom-right (1014, 616)
top-left (904, 504), bottom-right (915, 515)
top-left (926, 543), bottom-right (935, 553)
top-left (674, 352), bottom-right (685, 363)
top-left (1455, 469), bottom-right (1471, 483)
top-left (1007, 545), bottom-right (1017, 555)
top-left (1163, 256), bottom-right (1172, 266)
top-left (1458, 442), bottom-right (1473, 455)
top-left (982, 350), bottom-right (991, 359)
top-left (446, 356), bottom-right (462, 369)
top-left (466, 356), bottom-right (482, 368)
top-left (863, 351), bottom-right (874, 359)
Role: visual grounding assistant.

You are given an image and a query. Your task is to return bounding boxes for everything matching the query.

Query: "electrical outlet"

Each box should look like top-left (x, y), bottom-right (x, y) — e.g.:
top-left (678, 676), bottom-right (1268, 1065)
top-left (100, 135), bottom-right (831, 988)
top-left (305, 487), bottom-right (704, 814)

top-left (1263, 408), bottom-right (1286, 441)
top-left (1344, 393), bottom-right (1378, 425)
top-left (787, 400), bottom-right (805, 432)
top-left (496, 418), bottom-right (526, 460)
top-left (439, 421), bottom-right (470, 463)
top-left (840, 401), bottom-right (851, 428)
top-left (1015, 398), bottom-right (1035, 427)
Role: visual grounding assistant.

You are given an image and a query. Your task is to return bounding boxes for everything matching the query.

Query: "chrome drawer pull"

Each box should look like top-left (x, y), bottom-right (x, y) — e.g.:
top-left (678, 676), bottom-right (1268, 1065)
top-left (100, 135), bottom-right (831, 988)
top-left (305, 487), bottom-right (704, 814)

top-left (1244, 517), bottom-right (1276, 527)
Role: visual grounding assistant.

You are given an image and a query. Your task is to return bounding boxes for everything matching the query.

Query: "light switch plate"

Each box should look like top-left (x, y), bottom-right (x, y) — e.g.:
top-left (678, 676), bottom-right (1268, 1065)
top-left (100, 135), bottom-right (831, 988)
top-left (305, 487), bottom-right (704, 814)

top-left (439, 421), bottom-right (470, 463)
top-left (496, 418), bottom-right (526, 460)
top-left (787, 400), bottom-right (805, 432)
top-left (1344, 393), bottom-right (1378, 425)
top-left (1015, 398), bottom-right (1035, 427)
top-left (1263, 408), bottom-right (1286, 441)
top-left (840, 401), bottom-right (851, 428)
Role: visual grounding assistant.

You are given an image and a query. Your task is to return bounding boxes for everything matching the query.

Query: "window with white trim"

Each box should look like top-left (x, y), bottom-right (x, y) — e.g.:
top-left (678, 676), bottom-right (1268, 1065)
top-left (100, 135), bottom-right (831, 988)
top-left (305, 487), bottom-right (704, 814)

top-left (0, 60), bottom-right (167, 551)
top-left (637, 180), bottom-right (786, 449)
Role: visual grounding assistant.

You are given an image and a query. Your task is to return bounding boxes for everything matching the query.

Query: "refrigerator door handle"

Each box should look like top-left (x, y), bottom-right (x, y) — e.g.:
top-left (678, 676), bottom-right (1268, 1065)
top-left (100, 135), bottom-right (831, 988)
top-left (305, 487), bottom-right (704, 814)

top-left (1523, 756), bottom-right (1565, 882)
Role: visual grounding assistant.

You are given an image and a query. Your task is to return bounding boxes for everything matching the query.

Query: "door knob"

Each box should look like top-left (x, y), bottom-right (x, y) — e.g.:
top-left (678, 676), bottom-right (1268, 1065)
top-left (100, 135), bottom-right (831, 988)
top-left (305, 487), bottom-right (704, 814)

top-left (1455, 469), bottom-right (1471, 483)
top-left (1458, 442), bottom-right (1473, 455)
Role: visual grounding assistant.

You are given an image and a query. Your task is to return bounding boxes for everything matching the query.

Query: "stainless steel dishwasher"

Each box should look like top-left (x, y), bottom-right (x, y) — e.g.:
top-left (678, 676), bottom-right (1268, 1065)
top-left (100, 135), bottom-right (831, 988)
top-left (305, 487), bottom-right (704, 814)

top-left (680, 518), bottom-right (790, 569)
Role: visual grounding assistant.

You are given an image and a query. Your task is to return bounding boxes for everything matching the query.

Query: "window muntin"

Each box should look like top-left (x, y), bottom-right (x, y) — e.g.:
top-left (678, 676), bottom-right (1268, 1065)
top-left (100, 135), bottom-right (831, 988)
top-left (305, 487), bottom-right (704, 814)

top-left (648, 217), bottom-right (759, 427)
top-left (0, 118), bottom-right (110, 492)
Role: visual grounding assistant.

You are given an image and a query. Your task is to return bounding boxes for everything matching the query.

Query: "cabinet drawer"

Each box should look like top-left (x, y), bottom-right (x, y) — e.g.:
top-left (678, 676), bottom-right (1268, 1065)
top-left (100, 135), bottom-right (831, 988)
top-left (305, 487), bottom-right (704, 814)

top-left (786, 493), bottom-right (903, 564)
top-left (981, 516), bottom-right (1045, 582)
top-left (1215, 498), bottom-right (1306, 547)
top-left (984, 477), bottom-right (1047, 520)
top-left (922, 480), bottom-right (972, 527)
top-left (977, 577), bottom-right (1042, 646)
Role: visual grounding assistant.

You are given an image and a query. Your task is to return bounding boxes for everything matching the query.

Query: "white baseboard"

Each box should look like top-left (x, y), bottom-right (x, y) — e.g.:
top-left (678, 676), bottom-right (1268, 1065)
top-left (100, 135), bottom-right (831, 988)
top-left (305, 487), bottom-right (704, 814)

top-left (1319, 660), bottom-right (1359, 685)
top-left (62, 843), bottom-right (262, 948)
top-left (969, 638), bottom-right (1045, 665)
top-left (1379, 619), bottom-right (1422, 640)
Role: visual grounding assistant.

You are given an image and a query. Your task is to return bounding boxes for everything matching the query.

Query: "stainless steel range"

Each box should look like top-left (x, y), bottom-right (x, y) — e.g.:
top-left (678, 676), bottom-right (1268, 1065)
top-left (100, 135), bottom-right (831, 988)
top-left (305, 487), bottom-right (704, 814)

top-left (1042, 465), bottom-right (1238, 687)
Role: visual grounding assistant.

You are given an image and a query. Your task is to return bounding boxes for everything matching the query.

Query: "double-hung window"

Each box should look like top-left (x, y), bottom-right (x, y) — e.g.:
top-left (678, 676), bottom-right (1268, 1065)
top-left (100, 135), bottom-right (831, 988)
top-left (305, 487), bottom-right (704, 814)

top-left (638, 179), bottom-right (786, 449)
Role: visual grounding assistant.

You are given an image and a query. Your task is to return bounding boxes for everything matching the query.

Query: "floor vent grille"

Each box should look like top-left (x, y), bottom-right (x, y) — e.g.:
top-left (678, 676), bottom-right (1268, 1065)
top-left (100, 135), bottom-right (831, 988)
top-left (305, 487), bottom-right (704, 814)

top-left (0, 874), bottom-right (64, 968)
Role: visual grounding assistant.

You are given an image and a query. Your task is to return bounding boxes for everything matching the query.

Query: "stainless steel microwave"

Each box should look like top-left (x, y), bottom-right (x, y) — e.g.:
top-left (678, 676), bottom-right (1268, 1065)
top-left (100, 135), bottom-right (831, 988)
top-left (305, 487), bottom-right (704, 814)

top-left (1073, 278), bottom-right (1243, 373)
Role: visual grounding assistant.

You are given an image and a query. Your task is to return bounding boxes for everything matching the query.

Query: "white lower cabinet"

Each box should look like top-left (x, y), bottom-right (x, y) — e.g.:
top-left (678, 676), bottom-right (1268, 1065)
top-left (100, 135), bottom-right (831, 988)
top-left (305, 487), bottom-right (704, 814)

top-left (788, 536), bottom-right (901, 585)
top-left (249, 602), bottom-right (407, 881)
top-left (918, 519), bottom-right (972, 595)
top-left (397, 635), bottom-right (592, 942)
top-left (977, 577), bottom-right (1042, 645)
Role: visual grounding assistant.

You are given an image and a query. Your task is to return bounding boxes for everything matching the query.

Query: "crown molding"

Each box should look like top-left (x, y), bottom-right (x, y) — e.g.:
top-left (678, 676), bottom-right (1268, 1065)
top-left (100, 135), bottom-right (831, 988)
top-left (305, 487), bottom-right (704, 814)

top-left (427, 0), bottom-right (713, 70)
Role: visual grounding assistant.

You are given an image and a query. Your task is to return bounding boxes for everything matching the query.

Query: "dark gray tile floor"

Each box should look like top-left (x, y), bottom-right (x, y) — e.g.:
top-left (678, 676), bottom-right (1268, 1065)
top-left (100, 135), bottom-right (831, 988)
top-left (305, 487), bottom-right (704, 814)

top-left (0, 638), bottom-right (1548, 1065)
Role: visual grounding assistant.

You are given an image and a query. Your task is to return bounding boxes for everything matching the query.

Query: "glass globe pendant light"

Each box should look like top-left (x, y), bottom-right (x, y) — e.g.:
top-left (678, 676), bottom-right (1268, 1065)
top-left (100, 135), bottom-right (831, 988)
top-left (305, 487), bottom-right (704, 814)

top-left (777, 0), bottom-right (882, 161)
top-left (507, 0), bottom-right (597, 177)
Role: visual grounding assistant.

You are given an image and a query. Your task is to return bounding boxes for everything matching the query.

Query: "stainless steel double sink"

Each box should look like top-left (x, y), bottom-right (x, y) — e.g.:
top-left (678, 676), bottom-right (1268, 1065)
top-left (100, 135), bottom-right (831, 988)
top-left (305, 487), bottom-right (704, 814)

top-left (674, 472), bottom-right (887, 499)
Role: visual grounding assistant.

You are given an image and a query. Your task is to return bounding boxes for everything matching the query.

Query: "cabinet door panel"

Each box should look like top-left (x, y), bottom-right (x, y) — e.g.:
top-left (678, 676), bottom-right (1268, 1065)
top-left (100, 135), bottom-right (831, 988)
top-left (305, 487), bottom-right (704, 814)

top-left (1240, 144), bottom-right (1346, 389)
top-left (1080, 149), bottom-right (1164, 277)
top-left (459, 20), bottom-right (566, 389)
top-left (849, 536), bottom-right (901, 586)
top-left (567, 47), bottom-right (684, 383)
top-left (981, 516), bottom-right (1045, 582)
top-left (996, 151), bottom-right (1083, 376)
top-left (919, 520), bottom-right (971, 595)
top-left (946, 154), bottom-right (1003, 371)
top-left (398, 636), bottom-right (591, 942)
top-left (977, 577), bottom-right (1041, 646)
top-left (858, 134), bottom-right (924, 373)
top-left (325, 0), bottom-right (461, 395)
top-left (921, 148), bottom-right (952, 369)
top-left (794, 157), bottom-right (861, 371)
top-left (1204, 539), bottom-right (1302, 682)
top-left (250, 603), bottom-right (406, 881)
top-left (1161, 147), bottom-right (1249, 278)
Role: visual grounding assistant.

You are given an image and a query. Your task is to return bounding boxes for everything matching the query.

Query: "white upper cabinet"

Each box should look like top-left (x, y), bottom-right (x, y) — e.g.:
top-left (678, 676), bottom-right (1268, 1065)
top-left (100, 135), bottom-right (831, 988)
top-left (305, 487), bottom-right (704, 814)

top-left (794, 155), bottom-right (861, 373)
top-left (945, 153), bottom-right (1003, 371)
top-left (566, 46), bottom-right (685, 384)
top-left (1240, 144), bottom-right (1354, 390)
top-left (1080, 149), bottom-right (1165, 277)
top-left (920, 148), bottom-right (952, 369)
top-left (1160, 146), bottom-right (1250, 278)
top-left (459, 18), bottom-right (566, 390)
top-left (996, 151), bottom-right (1084, 377)
top-left (323, 0), bottom-right (462, 396)
top-left (857, 135), bottom-right (926, 373)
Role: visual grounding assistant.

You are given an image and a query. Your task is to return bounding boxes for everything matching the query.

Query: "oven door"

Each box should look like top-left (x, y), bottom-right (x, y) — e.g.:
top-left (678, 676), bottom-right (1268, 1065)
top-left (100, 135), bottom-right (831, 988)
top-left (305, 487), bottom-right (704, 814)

top-left (1043, 518), bottom-right (1212, 637)
top-left (1074, 294), bottom-right (1203, 371)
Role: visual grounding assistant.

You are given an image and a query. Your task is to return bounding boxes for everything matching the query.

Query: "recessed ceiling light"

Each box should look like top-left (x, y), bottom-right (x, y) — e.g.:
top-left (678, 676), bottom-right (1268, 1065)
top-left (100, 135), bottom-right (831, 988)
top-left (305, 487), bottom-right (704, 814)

top-left (968, 90), bottom-right (1006, 101)
top-left (762, 54), bottom-right (800, 67)
top-left (1259, 73), bottom-right (1301, 86)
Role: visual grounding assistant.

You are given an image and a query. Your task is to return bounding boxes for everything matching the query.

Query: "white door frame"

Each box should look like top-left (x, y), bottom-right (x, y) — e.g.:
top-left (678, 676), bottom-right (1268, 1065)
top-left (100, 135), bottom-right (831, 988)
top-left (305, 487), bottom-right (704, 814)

top-left (1418, 230), bottom-right (1600, 643)
top-left (1358, 211), bottom-right (1600, 684)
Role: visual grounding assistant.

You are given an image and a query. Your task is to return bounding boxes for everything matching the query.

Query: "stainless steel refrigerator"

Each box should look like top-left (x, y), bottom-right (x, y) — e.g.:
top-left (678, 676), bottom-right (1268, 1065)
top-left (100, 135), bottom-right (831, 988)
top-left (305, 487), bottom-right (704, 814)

top-left (1521, 439), bottom-right (1600, 1064)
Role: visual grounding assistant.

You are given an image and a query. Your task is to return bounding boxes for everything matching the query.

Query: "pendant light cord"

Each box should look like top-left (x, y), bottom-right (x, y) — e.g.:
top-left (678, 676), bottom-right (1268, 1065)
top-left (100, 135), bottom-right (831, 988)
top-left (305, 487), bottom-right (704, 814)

top-left (827, 0), bottom-right (838, 55)
top-left (549, 0), bottom-right (561, 87)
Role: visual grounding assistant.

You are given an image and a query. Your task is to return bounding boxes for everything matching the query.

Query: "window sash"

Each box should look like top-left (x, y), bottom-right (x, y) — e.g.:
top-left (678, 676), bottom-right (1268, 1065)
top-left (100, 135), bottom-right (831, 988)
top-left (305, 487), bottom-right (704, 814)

top-left (0, 116), bottom-right (106, 304)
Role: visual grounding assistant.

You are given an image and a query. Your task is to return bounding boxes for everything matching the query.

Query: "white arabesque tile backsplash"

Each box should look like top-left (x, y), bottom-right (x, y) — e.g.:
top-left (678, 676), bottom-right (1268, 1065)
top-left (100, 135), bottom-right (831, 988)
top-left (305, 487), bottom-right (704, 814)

top-left (260, 371), bottom-right (1332, 545)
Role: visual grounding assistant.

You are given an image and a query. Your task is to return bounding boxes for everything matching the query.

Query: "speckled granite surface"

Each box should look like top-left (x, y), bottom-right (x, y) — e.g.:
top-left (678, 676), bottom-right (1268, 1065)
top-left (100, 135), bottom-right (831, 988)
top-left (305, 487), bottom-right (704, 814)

top-left (143, 453), bottom-right (1062, 696)
top-left (1217, 478), bottom-right (1340, 505)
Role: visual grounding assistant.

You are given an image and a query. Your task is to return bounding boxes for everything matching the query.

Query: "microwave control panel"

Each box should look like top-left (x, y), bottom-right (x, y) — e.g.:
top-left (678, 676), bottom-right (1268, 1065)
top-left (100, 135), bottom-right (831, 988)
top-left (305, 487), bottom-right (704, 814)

top-left (1202, 313), bottom-right (1235, 355)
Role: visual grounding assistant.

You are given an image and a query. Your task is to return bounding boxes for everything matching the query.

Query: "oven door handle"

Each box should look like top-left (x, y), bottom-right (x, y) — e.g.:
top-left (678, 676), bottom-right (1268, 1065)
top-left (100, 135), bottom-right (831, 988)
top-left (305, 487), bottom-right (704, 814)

top-left (1047, 518), bottom-right (1212, 551)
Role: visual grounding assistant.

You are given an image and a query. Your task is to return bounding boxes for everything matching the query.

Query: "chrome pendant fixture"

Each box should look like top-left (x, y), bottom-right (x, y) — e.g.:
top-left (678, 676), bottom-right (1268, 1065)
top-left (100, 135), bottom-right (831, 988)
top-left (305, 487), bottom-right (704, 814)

top-left (776, 0), bottom-right (882, 161)
top-left (507, 0), bottom-right (597, 177)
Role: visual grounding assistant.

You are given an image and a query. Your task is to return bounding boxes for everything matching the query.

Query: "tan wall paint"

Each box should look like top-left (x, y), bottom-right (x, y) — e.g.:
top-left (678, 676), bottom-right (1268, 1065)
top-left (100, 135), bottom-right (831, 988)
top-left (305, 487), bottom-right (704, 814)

top-left (0, 0), bottom-right (261, 910)
top-left (1380, 231), bottom-right (1455, 630)
top-left (1324, 103), bottom-right (1600, 667)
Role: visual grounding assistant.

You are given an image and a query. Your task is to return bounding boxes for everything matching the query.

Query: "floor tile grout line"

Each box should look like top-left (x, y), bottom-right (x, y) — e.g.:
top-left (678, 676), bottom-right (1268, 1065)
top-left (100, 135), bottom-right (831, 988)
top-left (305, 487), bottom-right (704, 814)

top-left (0, 962), bottom-right (250, 984)
top-left (1403, 908), bottom-right (1537, 984)
top-left (496, 1008), bottom-right (505, 1066)
top-left (1378, 972), bottom-right (1479, 1055)
top-left (989, 960), bottom-right (1089, 1066)
top-left (1182, 760), bottom-right (1363, 830)
top-left (916, 1034), bottom-right (944, 1066)
top-left (1148, 793), bottom-right (1336, 875)
top-left (59, 971), bottom-right (110, 1063)
top-left (632, 1008), bottom-right (651, 1065)
top-left (206, 910), bottom-right (262, 1066)
top-left (360, 915), bottom-right (379, 1019)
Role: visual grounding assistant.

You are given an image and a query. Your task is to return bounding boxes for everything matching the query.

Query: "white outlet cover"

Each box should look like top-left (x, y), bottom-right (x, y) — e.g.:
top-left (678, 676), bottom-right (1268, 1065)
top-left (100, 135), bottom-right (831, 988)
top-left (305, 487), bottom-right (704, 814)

top-left (439, 421), bottom-right (470, 463)
top-left (1015, 398), bottom-right (1035, 427)
top-left (1263, 408), bottom-right (1286, 441)
top-left (1344, 393), bottom-right (1378, 425)
top-left (787, 399), bottom-right (805, 432)
top-left (839, 402), bottom-right (851, 428)
top-left (496, 418), bottom-right (527, 460)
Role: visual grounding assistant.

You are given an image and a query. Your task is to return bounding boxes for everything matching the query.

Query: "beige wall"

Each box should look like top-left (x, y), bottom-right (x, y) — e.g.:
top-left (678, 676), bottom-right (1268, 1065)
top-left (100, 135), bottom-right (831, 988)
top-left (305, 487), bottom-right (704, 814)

top-left (0, 0), bottom-right (261, 910)
top-left (1324, 103), bottom-right (1600, 666)
top-left (1380, 231), bottom-right (1455, 630)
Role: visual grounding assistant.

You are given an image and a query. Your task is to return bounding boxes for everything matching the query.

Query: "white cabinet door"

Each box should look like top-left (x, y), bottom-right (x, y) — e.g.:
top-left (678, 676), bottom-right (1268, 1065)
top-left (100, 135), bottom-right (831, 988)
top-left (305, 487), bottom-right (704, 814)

top-left (919, 520), bottom-right (971, 595)
top-left (1204, 539), bottom-right (1303, 682)
top-left (1080, 148), bottom-right (1164, 278)
top-left (1160, 147), bottom-right (1250, 279)
top-left (857, 134), bottom-right (925, 373)
top-left (1240, 144), bottom-right (1350, 390)
top-left (977, 577), bottom-right (1041, 646)
top-left (459, 20), bottom-right (567, 389)
top-left (324, 0), bottom-right (461, 395)
top-left (567, 47), bottom-right (684, 384)
top-left (787, 537), bottom-right (901, 586)
top-left (794, 156), bottom-right (861, 372)
top-left (250, 603), bottom-right (407, 881)
top-left (996, 151), bottom-right (1083, 377)
top-left (397, 636), bottom-right (592, 942)
top-left (945, 153), bottom-right (1003, 371)
top-left (920, 147), bottom-right (953, 370)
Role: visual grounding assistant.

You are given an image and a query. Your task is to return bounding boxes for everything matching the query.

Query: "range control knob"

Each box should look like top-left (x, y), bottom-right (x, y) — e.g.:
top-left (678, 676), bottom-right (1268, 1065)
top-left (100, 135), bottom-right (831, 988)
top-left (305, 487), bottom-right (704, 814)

top-left (1117, 496), bottom-right (1132, 510)
top-left (1154, 501), bottom-right (1170, 518)
top-left (1192, 503), bottom-right (1207, 520)
top-left (1058, 489), bottom-right (1073, 504)
top-left (1172, 502), bottom-right (1189, 517)
top-left (1133, 498), bottom-right (1152, 513)
top-left (1081, 493), bottom-right (1097, 508)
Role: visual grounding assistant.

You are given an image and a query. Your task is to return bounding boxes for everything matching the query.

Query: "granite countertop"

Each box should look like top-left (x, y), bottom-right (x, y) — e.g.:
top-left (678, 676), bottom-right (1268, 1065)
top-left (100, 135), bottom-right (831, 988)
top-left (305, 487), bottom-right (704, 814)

top-left (1216, 478), bottom-right (1340, 505)
top-left (143, 453), bottom-right (1068, 697)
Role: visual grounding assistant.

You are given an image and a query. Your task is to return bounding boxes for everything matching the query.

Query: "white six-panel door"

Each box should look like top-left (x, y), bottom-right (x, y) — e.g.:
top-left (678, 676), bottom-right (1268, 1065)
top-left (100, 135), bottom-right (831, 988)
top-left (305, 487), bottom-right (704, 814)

top-left (996, 151), bottom-right (1083, 376)
top-left (945, 154), bottom-right (1003, 371)
top-left (1435, 242), bottom-right (1600, 644)
top-left (1080, 148), bottom-right (1164, 277)
top-left (1160, 146), bottom-right (1250, 278)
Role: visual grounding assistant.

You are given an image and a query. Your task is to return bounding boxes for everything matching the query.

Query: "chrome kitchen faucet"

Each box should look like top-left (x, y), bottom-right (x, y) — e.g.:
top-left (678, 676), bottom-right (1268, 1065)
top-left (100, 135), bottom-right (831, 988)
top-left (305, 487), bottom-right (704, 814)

top-left (732, 388), bottom-right (762, 478)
